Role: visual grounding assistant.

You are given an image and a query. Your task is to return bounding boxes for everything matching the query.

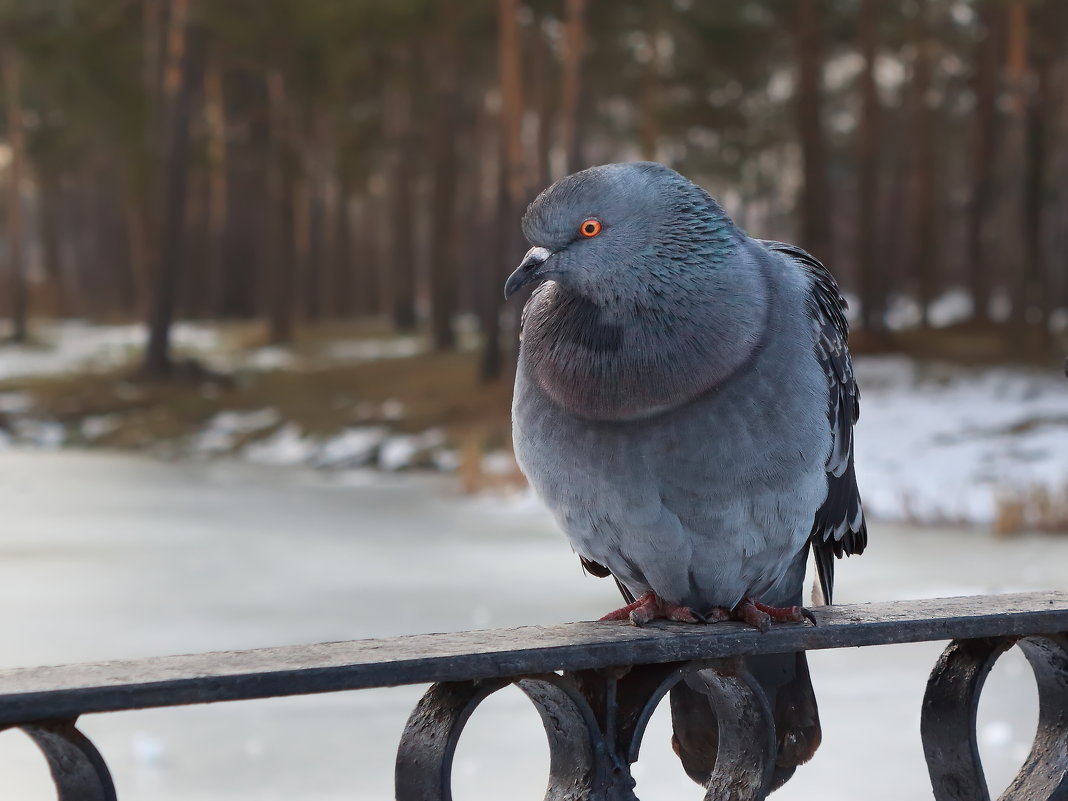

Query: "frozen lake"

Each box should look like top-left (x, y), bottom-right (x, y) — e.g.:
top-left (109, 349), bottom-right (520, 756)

top-left (0, 449), bottom-right (1065, 800)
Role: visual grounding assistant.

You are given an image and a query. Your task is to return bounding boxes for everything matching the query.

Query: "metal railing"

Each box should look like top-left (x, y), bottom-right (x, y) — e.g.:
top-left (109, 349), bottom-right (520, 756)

top-left (0, 590), bottom-right (1066, 801)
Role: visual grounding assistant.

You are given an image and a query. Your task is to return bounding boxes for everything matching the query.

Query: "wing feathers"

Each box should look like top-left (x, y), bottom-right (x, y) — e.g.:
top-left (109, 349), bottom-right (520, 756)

top-left (760, 240), bottom-right (867, 606)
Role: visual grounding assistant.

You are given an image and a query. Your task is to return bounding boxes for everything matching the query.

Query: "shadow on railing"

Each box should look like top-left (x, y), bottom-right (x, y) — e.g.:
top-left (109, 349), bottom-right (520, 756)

top-left (0, 591), bottom-right (1066, 801)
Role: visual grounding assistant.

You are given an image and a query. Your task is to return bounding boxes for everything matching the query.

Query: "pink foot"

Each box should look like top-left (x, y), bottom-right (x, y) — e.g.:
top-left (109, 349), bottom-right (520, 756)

top-left (732, 598), bottom-right (816, 633)
top-left (599, 591), bottom-right (704, 626)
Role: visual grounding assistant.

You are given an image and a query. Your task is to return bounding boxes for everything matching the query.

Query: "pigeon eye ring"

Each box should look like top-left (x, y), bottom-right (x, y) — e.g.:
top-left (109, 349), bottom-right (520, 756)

top-left (579, 219), bottom-right (602, 238)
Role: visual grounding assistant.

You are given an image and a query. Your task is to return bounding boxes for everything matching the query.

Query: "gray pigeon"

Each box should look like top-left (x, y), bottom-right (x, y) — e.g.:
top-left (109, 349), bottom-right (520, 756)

top-left (505, 162), bottom-right (866, 786)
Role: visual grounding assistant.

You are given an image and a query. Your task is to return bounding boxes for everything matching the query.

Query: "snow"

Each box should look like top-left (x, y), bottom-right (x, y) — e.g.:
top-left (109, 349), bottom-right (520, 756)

top-left (854, 356), bottom-right (1068, 524)
top-left (380, 398), bottom-right (406, 421)
top-left (3, 322), bottom-right (1067, 526)
top-left (243, 346), bottom-right (295, 371)
top-left (431, 448), bottom-right (462, 472)
top-left (481, 450), bottom-right (517, 477)
top-left (882, 288), bottom-right (972, 330)
top-left (482, 356), bottom-right (1068, 528)
top-left (13, 419), bottom-right (65, 449)
top-left (311, 426), bottom-right (388, 469)
top-left (191, 409), bottom-right (283, 454)
top-left (0, 321), bottom-right (221, 380)
top-left (241, 423), bottom-right (317, 466)
top-left (378, 429), bottom-right (447, 471)
top-left (81, 415), bottom-right (123, 441)
top-left (324, 336), bottom-right (422, 362)
top-left (0, 323), bottom-right (429, 380)
top-left (0, 391), bottom-right (32, 414)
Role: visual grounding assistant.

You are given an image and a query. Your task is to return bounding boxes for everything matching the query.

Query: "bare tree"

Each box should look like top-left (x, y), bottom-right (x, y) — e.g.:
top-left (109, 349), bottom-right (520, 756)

top-left (1023, 0), bottom-right (1056, 339)
top-left (1, 41), bottom-right (27, 343)
top-left (203, 51), bottom-right (228, 317)
top-left (967, 1), bottom-right (1003, 324)
top-left (793, 0), bottom-right (832, 261)
top-left (429, 0), bottom-right (461, 351)
top-left (559, 0), bottom-right (586, 175)
top-left (639, 3), bottom-right (664, 162)
top-left (1003, 0), bottom-right (1032, 333)
top-left (384, 51), bottom-right (418, 331)
top-left (856, 0), bottom-right (883, 331)
top-left (910, 0), bottom-right (936, 329)
top-left (265, 67), bottom-right (297, 345)
top-left (529, 19), bottom-right (553, 190)
top-left (481, 0), bottom-right (525, 381)
top-left (143, 0), bottom-right (206, 375)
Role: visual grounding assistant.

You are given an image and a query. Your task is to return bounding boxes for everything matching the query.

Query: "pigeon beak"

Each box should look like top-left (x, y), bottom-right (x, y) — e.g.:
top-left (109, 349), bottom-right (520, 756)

top-left (504, 246), bottom-right (551, 300)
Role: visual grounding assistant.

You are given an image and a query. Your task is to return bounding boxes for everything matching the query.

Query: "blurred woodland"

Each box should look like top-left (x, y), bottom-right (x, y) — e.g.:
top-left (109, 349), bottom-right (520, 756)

top-left (2, 0), bottom-right (1068, 380)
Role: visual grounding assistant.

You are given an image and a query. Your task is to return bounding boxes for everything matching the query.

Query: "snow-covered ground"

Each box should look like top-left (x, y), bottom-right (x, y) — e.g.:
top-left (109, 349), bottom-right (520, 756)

top-left (1, 322), bottom-right (1066, 526)
top-left (0, 320), bottom-right (428, 378)
top-left (853, 357), bottom-right (1068, 525)
top-left (0, 322), bottom-right (223, 380)
top-left (0, 449), bottom-right (1061, 801)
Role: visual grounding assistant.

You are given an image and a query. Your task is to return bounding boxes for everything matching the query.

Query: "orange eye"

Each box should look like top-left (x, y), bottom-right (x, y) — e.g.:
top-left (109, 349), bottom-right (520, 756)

top-left (580, 219), bottom-right (602, 238)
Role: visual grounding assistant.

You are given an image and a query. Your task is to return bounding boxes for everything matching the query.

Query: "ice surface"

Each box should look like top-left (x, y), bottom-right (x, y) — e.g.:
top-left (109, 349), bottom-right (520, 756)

top-left (0, 450), bottom-right (1061, 801)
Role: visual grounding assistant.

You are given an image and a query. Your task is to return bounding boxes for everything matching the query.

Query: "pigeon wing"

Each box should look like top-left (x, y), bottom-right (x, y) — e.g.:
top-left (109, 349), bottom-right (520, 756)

top-left (760, 240), bottom-right (867, 605)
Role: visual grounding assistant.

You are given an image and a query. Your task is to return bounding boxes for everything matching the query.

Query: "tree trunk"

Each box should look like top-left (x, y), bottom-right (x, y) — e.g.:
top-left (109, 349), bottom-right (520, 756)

top-left (1004, 0), bottom-right (1030, 332)
top-left (355, 185), bottom-right (383, 317)
top-left (384, 53), bottom-right (417, 331)
top-left (429, 0), bottom-right (460, 351)
top-left (482, 0), bottom-right (526, 382)
top-left (529, 19), bottom-right (553, 190)
top-left (1022, 0), bottom-right (1055, 340)
top-left (304, 170), bottom-right (325, 323)
top-left (143, 0), bottom-right (205, 376)
top-left (2, 43), bottom-right (27, 342)
top-left (143, 0), bottom-right (164, 100)
top-left (856, 0), bottom-right (883, 332)
top-left (793, 0), bottom-right (832, 261)
top-left (265, 67), bottom-right (297, 345)
top-left (558, 0), bottom-right (586, 175)
top-left (222, 66), bottom-right (268, 319)
top-left (910, 0), bottom-right (937, 329)
top-left (639, 4), bottom-right (663, 162)
top-left (301, 111), bottom-right (333, 323)
top-left (38, 177), bottom-right (67, 317)
top-left (203, 51), bottom-right (227, 318)
top-left (967, 1), bottom-right (1003, 324)
top-left (332, 181), bottom-right (353, 318)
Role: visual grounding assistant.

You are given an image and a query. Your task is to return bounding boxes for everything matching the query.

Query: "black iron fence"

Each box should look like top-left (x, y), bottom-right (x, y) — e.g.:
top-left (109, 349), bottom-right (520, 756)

top-left (0, 591), bottom-right (1066, 801)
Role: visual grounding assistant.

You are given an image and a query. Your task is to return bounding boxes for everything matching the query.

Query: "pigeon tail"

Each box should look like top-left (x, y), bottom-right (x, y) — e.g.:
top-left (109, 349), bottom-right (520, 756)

top-left (669, 546), bottom-right (820, 793)
top-left (669, 651), bottom-right (822, 793)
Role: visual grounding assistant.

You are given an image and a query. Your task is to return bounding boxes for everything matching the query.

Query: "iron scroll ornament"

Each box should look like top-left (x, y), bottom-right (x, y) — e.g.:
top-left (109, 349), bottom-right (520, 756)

top-left (921, 633), bottom-right (1068, 801)
top-left (0, 718), bottom-right (117, 801)
top-left (395, 658), bottom-right (777, 801)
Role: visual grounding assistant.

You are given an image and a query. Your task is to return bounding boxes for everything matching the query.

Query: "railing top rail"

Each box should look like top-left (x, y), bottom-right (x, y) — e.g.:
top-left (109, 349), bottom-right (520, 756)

top-left (0, 590), bottom-right (1065, 726)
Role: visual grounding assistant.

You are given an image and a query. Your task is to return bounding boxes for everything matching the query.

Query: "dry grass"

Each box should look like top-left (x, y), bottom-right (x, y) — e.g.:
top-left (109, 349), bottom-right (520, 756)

top-left (0, 349), bottom-right (514, 461)
top-left (851, 320), bottom-right (1068, 366)
top-left (994, 484), bottom-right (1068, 536)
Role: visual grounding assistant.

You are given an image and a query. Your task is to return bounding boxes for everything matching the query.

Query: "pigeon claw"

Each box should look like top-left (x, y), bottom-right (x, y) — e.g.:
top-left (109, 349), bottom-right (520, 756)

top-left (598, 591), bottom-right (702, 626)
top-left (732, 598), bottom-right (815, 632)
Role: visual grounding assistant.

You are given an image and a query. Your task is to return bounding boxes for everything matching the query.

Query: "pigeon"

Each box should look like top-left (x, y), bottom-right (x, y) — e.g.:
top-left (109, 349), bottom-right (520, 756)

top-left (505, 162), bottom-right (866, 786)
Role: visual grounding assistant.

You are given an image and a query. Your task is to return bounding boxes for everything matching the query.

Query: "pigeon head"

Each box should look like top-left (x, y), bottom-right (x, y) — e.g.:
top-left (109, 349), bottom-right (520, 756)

top-left (507, 162), bottom-right (773, 422)
top-left (505, 162), bottom-right (739, 309)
